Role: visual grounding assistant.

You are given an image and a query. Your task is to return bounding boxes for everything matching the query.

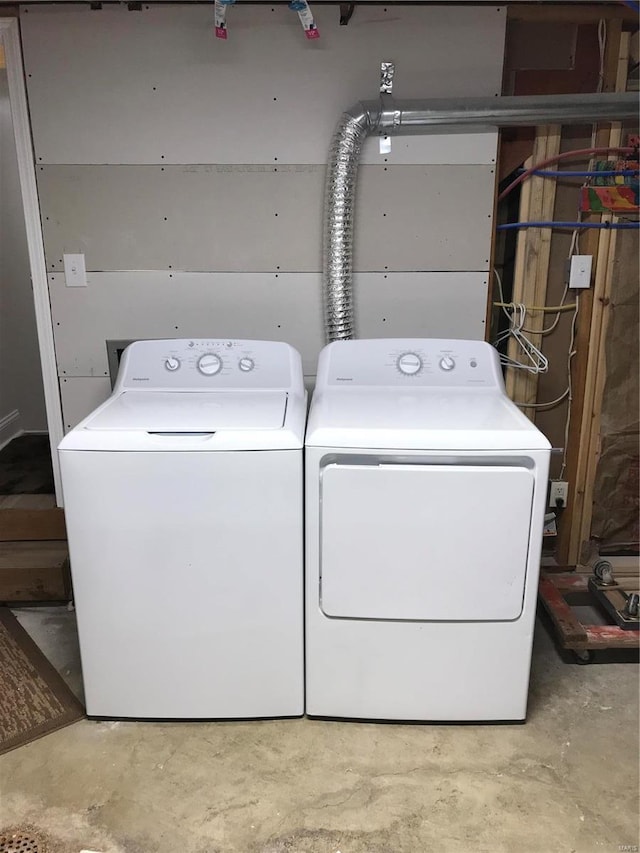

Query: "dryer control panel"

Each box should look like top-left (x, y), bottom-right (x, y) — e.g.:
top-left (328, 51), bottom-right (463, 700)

top-left (115, 339), bottom-right (303, 393)
top-left (322, 339), bottom-right (503, 389)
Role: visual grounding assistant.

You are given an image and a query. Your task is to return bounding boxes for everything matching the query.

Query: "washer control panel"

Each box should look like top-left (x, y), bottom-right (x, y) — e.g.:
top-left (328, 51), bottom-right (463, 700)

top-left (116, 339), bottom-right (301, 391)
top-left (325, 339), bottom-right (503, 388)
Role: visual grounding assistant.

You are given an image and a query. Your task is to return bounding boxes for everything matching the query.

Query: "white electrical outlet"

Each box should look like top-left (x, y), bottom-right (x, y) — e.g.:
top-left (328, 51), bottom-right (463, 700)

top-left (549, 480), bottom-right (569, 508)
top-left (63, 253), bottom-right (87, 287)
top-left (568, 254), bottom-right (592, 289)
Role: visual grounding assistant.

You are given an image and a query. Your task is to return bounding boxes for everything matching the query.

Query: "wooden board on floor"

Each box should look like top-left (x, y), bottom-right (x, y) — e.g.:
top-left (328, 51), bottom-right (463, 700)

top-left (0, 541), bottom-right (70, 602)
top-left (0, 495), bottom-right (66, 541)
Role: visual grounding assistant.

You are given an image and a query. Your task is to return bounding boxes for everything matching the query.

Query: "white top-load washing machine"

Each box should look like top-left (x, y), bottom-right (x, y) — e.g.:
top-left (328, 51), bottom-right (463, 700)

top-left (305, 338), bottom-right (551, 722)
top-left (59, 338), bottom-right (305, 719)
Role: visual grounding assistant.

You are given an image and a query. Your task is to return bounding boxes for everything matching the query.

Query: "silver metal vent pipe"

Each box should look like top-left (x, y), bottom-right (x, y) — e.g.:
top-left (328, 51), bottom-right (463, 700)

top-left (322, 91), bottom-right (639, 342)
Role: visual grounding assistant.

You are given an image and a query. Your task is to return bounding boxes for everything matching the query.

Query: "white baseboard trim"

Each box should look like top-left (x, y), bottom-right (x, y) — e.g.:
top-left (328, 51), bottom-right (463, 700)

top-left (0, 409), bottom-right (23, 451)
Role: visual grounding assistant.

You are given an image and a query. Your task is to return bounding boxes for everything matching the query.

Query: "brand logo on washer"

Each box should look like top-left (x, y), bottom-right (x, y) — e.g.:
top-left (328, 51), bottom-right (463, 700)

top-left (132, 377), bottom-right (150, 381)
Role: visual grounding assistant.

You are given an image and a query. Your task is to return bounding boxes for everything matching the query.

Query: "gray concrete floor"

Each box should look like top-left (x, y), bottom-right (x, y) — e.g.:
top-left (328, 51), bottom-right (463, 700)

top-left (0, 607), bottom-right (638, 853)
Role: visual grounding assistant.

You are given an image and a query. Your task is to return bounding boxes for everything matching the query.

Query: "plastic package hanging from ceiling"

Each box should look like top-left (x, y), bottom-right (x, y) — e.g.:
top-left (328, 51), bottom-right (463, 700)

top-left (214, 0), bottom-right (235, 39)
top-left (322, 105), bottom-right (371, 341)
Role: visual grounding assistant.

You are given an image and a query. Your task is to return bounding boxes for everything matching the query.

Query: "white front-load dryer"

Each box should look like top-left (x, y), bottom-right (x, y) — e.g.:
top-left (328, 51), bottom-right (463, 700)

top-left (59, 339), bottom-right (305, 719)
top-left (305, 339), bottom-right (550, 722)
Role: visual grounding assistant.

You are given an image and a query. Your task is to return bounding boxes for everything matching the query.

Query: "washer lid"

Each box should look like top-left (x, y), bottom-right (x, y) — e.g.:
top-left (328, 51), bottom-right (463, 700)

top-left (85, 390), bottom-right (288, 432)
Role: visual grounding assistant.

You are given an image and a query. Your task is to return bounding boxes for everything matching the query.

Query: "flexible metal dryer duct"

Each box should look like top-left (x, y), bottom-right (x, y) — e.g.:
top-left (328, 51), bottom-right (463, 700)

top-left (322, 91), bottom-right (638, 342)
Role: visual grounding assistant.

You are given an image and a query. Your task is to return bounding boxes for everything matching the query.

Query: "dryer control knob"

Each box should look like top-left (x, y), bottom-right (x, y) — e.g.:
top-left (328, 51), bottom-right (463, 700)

top-left (164, 357), bottom-right (181, 372)
top-left (238, 357), bottom-right (255, 373)
top-left (439, 356), bottom-right (456, 371)
top-left (197, 353), bottom-right (223, 375)
top-left (397, 352), bottom-right (422, 375)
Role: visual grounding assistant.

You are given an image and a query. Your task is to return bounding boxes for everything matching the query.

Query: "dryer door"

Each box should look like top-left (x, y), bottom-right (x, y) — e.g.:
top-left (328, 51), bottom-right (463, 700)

top-left (320, 462), bottom-right (534, 621)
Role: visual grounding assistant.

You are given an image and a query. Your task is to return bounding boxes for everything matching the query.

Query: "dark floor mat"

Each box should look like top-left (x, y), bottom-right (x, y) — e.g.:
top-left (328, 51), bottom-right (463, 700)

top-left (0, 435), bottom-right (54, 495)
top-left (0, 608), bottom-right (84, 755)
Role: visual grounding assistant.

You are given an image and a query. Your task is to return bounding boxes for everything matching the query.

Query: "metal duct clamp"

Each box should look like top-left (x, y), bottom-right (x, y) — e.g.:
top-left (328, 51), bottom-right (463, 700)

top-left (379, 62), bottom-right (400, 154)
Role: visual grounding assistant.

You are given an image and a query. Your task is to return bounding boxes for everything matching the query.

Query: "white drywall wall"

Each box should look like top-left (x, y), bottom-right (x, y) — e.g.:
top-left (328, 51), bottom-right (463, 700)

top-left (49, 271), bottom-right (489, 381)
top-left (21, 3), bottom-right (505, 429)
top-left (0, 68), bottom-right (46, 438)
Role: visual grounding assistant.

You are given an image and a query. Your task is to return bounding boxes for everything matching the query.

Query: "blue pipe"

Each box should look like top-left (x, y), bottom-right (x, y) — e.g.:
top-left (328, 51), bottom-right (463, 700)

top-left (622, 0), bottom-right (640, 11)
top-left (529, 169), bottom-right (639, 178)
top-left (497, 221), bottom-right (640, 231)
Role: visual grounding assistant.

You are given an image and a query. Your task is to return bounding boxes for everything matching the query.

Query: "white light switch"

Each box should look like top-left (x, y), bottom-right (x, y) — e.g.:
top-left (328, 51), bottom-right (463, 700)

top-left (63, 253), bottom-right (87, 287)
top-left (568, 254), bottom-right (592, 289)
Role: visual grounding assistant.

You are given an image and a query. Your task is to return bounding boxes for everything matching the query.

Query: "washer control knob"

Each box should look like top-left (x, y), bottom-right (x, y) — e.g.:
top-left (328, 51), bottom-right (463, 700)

top-left (238, 357), bottom-right (255, 373)
top-left (164, 357), bottom-right (181, 372)
top-left (397, 352), bottom-right (422, 375)
top-left (197, 353), bottom-right (223, 376)
top-left (439, 356), bottom-right (456, 372)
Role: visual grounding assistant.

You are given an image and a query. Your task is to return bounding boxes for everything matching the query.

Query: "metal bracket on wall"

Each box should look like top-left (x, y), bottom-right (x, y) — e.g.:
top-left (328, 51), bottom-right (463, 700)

top-left (339, 4), bottom-right (355, 26)
top-left (379, 61), bottom-right (398, 155)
